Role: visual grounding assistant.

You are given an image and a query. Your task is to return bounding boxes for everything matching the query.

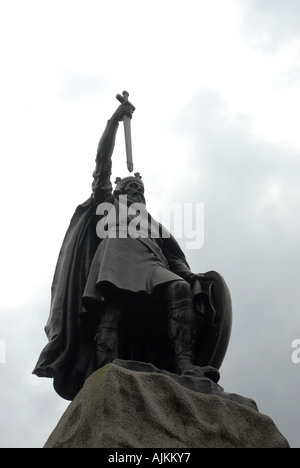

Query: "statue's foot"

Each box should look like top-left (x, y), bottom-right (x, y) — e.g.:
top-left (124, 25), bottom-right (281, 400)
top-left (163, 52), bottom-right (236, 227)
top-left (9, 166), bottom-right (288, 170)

top-left (175, 359), bottom-right (220, 383)
top-left (183, 365), bottom-right (220, 384)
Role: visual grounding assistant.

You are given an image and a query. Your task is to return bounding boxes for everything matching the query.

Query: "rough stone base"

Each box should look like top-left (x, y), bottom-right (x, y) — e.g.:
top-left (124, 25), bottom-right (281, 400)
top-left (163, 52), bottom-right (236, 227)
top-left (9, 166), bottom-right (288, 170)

top-left (44, 362), bottom-right (289, 448)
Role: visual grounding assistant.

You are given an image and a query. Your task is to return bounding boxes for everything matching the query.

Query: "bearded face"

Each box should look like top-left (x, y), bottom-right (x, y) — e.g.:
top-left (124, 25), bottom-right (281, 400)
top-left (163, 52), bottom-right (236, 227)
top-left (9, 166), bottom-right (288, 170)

top-left (123, 180), bottom-right (146, 204)
top-left (114, 178), bottom-right (146, 205)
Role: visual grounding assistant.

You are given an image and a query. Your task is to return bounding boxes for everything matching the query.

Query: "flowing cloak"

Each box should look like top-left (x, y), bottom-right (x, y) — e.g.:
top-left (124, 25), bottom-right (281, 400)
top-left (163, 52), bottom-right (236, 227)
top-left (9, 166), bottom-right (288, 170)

top-left (32, 197), bottom-right (99, 399)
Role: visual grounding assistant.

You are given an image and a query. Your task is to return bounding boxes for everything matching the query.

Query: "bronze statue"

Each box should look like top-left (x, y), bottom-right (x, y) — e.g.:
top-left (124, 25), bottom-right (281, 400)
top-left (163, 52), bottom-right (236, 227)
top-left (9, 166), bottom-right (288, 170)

top-left (33, 93), bottom-right (232, 400)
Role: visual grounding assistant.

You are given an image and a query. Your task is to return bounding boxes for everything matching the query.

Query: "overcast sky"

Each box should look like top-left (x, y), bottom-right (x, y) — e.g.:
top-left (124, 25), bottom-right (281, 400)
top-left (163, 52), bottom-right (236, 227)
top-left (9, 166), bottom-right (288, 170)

top-left (0, 0), bottom-right (299, 448)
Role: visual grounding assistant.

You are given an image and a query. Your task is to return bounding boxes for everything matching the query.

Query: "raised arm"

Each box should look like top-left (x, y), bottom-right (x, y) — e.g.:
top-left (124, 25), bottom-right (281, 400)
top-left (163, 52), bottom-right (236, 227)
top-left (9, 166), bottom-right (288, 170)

top-left (92, 103), bottom-right (133, 205)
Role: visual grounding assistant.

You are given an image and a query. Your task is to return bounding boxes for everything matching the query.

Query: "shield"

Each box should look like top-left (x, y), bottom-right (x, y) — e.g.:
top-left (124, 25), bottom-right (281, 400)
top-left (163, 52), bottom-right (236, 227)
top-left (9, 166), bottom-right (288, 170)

top-left (193, 270), bottom-right (232, 370)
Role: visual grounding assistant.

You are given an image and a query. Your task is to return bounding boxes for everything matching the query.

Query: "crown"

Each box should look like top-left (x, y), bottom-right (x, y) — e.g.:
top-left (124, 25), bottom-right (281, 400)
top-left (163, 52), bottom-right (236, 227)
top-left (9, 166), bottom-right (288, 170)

top-left (114, 172), bottom-right (142, 184)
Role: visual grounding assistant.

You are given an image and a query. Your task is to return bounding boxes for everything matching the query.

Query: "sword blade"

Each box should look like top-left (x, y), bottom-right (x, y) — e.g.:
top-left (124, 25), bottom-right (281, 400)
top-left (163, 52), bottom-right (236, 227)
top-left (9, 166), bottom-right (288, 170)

top-left (123, 115), bottom-right (133, 172)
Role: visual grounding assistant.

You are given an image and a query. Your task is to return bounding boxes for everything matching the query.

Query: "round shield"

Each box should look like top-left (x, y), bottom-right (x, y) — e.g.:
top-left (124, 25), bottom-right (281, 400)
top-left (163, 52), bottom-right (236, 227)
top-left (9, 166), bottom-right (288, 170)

top-left (193, 270), bottom-right (232, 370)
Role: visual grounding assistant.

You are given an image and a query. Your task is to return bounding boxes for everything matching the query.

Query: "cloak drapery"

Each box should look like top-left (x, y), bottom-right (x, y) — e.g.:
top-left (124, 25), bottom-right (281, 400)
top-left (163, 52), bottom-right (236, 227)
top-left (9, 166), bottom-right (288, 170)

top-left (33, 197), bottom-right (99, 400)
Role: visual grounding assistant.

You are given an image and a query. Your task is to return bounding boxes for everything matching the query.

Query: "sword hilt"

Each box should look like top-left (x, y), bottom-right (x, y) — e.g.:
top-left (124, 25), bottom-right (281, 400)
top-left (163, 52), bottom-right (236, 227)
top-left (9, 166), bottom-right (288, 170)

top-left (116, 91), bottom-right (135, 111)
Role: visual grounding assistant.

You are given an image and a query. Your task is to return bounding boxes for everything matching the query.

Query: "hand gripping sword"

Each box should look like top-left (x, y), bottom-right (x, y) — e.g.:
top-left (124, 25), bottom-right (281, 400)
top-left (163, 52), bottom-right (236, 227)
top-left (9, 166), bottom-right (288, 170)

top-left (116, 91), bottom-right (135, 173)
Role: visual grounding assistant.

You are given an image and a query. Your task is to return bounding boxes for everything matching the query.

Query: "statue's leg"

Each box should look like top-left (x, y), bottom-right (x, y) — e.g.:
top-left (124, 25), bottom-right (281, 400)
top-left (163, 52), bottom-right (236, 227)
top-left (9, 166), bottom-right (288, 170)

top-left (165, 281), bottom-right (220, 383)
top-left (165, 281), bottom-right (195, 374)
top-left (93, 302), bottom-right (121, 369)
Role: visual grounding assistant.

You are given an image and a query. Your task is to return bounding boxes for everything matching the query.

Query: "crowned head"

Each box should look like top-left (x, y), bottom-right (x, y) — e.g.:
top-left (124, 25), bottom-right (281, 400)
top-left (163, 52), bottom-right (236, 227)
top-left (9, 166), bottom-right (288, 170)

top-left (113, 172), bottom-right (146, 204)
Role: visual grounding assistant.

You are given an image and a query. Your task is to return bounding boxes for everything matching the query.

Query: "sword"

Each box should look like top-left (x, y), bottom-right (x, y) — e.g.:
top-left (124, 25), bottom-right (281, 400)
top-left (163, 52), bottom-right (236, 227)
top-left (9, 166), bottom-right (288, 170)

top-left (116, 91), bottom-right (135, 173)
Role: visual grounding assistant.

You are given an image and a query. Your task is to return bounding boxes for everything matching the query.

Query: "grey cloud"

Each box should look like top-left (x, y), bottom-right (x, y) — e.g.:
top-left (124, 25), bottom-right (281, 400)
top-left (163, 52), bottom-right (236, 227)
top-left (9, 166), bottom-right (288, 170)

top-left (174, 89), bottom-right (300, 232)
top-left (170, 88), bottom-right (300, 447)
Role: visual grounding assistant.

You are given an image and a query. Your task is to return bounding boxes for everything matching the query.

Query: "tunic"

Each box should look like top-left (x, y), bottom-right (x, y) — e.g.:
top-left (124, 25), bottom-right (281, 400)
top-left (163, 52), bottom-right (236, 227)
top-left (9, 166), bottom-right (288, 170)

top-left (83, 204), bottom-right (185, 304)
